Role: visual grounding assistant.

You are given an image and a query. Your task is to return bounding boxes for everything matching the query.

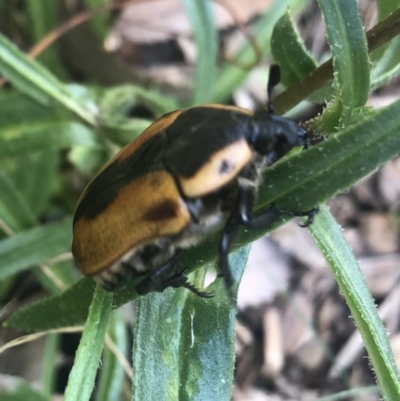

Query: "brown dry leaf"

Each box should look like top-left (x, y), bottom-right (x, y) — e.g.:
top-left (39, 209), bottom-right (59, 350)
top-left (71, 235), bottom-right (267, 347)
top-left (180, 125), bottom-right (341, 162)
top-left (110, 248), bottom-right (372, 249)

top-left (358, 212), bottom-right (399, 254)
top-left (238, 238), bottom-right (290, 309)
top-left (233, 386), bottom-right (288, 401)
top-left (107, 0), bottom-right (273, 46)
top-left (270, 221), bottom-right (326, 271)
top-left (262, 307), bottom-right (284, 377)
top-left (104, 0), bottom-right (273, 88)
top-left (378, 158), bottom-right (400, 208)
top-left (360, 254), bottom-right (400, 298)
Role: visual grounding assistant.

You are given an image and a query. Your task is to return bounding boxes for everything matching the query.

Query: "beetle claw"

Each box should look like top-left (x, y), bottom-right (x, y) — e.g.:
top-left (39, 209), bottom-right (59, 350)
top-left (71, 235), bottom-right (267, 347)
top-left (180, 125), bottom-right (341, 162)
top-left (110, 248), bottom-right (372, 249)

top-left (273, 206), bottom-right (319, 227)
top-left (166, 270), bottom-right (214, 298)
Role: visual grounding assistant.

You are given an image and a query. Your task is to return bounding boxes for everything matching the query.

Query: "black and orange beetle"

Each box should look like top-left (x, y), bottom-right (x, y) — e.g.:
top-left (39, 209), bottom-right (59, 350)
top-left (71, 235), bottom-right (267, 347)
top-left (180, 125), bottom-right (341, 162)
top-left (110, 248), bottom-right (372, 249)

top-left (72, 65), bottom-right (317, 297)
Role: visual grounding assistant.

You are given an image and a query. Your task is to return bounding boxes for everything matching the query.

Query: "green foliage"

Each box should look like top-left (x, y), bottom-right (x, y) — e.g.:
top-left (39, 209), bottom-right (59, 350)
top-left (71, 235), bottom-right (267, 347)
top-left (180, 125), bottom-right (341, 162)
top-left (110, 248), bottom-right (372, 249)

top-left (271, 10), bottom-right (318, 87)
top-left (181, 0), bottom-right (218, 105)
top-left (0, 380), bottom-right (50, 401)
top-left (310, 206), bottom-right (400, 399)
top-left (0, 218), bottom-right (72, 281)
top-left (317, 0), bottom-right (370, 130)
top-left (132, 248), bottom-right (248, 401)
top-left (63, 285), bottom-right (113, 401)
top-left (2, 0), bottom-right (400, 400)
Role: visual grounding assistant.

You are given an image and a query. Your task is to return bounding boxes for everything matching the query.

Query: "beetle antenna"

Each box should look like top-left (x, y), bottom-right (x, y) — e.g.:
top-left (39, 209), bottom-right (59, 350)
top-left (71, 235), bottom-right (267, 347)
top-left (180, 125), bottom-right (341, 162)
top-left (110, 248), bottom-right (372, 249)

top-left (267, 64), bottom-right (281, 115)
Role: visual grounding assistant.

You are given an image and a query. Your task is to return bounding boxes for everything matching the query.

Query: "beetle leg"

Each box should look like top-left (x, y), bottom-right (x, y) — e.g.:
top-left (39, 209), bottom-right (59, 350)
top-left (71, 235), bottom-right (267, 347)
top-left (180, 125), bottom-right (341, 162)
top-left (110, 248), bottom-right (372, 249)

top-left (136, 250), bottom-right (184, 295)
top-left (135, 250), bottom-right (212, 297)
top-left (218, 177), bottom-right (317, 294)
top-left (237, 182), bottom-right (318, 229)
top-left (274, 206), bottom-right (319, 227)
top-left (166, 269), bottom-right (214, 298)
top-left (217, 213), bottom-right (239, 290)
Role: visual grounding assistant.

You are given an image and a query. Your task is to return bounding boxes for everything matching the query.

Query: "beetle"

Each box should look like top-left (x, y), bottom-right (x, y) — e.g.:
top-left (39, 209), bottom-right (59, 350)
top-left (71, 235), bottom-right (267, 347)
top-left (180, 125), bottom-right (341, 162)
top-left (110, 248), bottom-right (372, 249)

top-left (72, 65), bottom-right (317, 298)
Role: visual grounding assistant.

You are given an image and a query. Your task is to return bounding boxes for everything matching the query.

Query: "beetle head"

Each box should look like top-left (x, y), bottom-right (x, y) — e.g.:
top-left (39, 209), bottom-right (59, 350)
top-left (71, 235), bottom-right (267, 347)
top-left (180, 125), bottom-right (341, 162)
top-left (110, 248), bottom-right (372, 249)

top-left (251, 111), bottom-right (308, 165)
top-left (250, 64), bottom-right (309, 164)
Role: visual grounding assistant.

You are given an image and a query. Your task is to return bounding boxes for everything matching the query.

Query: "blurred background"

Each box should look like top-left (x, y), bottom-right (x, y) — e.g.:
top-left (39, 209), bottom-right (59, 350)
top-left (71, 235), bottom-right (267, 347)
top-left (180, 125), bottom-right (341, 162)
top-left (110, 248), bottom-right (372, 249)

top-left (1, 0), bottom-right (400, 400)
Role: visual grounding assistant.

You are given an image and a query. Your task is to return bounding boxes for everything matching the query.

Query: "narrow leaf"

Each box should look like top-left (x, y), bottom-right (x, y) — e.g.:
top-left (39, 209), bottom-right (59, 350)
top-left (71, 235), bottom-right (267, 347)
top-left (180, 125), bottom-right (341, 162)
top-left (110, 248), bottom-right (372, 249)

top-left (6, 278), bottom-right (96, 331)
top-left (377, 0), bottom-right (400, 22)
top-left (0, 170), bottom-right (36, 231)
top-left (25, 0), bottom-right (65, 75)
top-left (0, 121), bottom-right (102, 158)
top-left (0, 33), bottom-right (96, 125)
top-left (371, 53), bottom-right (400, 90)
top-left (317, 0), bottom-right (370, 128)
top-left (181, 0), bottom-right (218, 104)
top-left (309, 205), bottom-right (400, 398)
top-left (0, 91), bottom-right (55, 127)
top-left (99, 85), bottom-right (179, 145)
top-left (13, 151), bottom-right (59, 217)
top-left (64, 285), bottom-right (113, 401)
top-left (99, 85), bottom-right (180, 120)
top-left (96, 309), bottom-right (128, 401)
top-left (271, 10), bottom-right (317, 87)
top-left (370, 0), bottom-right (400, 62)
top-left (83, 0), bottom-right (111, 36)
top-left (40, 333), bottom-right (59, 397)
top-left (132, 247), bottom-right (249, 401)
top-left (0, 217), bottom-right (72, 281)
top-left (0, 381), bottom-right (50, 401)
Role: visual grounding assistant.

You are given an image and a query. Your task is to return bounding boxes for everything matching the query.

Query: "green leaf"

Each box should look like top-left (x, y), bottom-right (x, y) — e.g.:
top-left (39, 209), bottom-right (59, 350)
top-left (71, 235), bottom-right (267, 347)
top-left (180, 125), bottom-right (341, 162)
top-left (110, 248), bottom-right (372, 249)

top-left (40, 333), bottom-right (59, 397)
top-left (0, 91), bottom-right (57, 127)
top-left (181, 0), bottom-right (218, 105)
top-left (0, 276), bottom-right (15, 300)
top-left (24, 0), bottom-right (66, 76)
top-left (370, 0), bottom-right (400, 63)
top-left (99, 85), bottom-right (180, 120)
top-left (6, 278), bottom-right (96, 331)
top-left (0, 170), bottom-right (36, 231)
top-left (99, 119), bottom-right (152, 147)
top-left (132, 247), bottom-right (249, 401)
top-left (83, 0), bottom-right (111, 36)
top-left (0, 217), bottom-right (72, 281)
top-left (371, 50), bottom-right (400, 90)
top-left (13, 151), bottom-right (59, 217)
top-left (0, 381), bottom-right (50, 401)
top-left (271, 10), bottom-right (318, 87)
top-left (315, 386), bottom-right (379, 401)
top-left (96, 309), bottom-right (128, 401)
top-left (371, 6), bottom-right (400, 87)
top-left (64, 285), bottom-right (113, 401)
top-left (68, 145), bottom-right (110, 178)
top-left (0, 33), bottom-right (96, 125)
top-left (273, 7), bottom-right (400, 115)
top-left (0, 121), bottom-right (102, 158)
top-left (35, 259), bottom-right (80, 295)
top-left (317, 0), bottom-right (370, 129)
top-left (309, 206), bottom-right (400, 398)
top-left (377, 0), bottom-right (400, 21)
top-left (98, 85), bottom-right (180, 146)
